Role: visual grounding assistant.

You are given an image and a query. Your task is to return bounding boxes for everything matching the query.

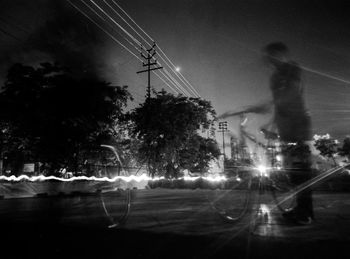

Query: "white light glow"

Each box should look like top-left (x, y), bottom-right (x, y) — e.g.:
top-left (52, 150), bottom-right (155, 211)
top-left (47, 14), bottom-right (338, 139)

top-left (0, 174), bottom-right (227, 183)
top-left (257, 165), bottom-right (267, 174)
top-left (175, 66), bottom-right (181, 72)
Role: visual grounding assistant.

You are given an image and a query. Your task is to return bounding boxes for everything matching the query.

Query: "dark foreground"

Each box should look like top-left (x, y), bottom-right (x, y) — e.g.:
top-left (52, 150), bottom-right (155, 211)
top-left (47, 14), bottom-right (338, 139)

top-left (1, 189), bottom-right (349, 258)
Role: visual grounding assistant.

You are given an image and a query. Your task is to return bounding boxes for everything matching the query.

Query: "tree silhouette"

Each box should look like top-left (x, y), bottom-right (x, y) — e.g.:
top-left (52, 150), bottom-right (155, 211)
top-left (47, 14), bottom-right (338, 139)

top-left (0, 62), bottom-right (131, 175)
top-left (129, 90), bottom-right (219, 177)
top-left (313, 134), bottom-right (339, 166)
top-left (338, 136), bottom-right (350, 162)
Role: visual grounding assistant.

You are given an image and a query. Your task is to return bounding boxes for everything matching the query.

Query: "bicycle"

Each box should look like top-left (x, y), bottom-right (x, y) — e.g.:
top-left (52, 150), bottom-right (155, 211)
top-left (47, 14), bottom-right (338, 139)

top-left (209, 112), bottom-right (299, 224)
top-left (98, 144), bottom-right (132, 228)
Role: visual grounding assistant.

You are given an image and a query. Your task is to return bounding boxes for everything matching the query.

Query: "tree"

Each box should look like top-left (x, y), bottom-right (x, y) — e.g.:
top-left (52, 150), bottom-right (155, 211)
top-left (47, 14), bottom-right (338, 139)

top-left (179, 135), bottom-right (221, 174)
top-left (313, 134), bottom-right (339, 166)
top-left (0, 62), bottom-right (132, 175)
top-left (338, 136), bottom-right (350, 161)
top-left (129, 90), bottom-right (219, 178)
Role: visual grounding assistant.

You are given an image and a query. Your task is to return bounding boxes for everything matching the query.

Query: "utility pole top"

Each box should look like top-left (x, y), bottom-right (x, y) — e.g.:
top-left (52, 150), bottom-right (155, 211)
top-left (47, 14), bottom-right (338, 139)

top-left (137, 42), bottom-right (163, 102)
top-left (218, 121), bottom-right (228, 166)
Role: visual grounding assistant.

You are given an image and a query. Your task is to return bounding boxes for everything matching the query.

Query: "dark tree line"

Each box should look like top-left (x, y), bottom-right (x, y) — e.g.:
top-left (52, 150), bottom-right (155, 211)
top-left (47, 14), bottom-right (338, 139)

top-left (0, 63), bottom-right (131, 175)
top-left (0, 63), bottom-right (220, 177)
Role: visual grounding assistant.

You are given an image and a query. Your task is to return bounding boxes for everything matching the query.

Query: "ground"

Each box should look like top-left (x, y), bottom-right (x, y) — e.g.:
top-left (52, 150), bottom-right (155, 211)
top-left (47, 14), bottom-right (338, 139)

top-left (0, 188), bottom-right (349, 258)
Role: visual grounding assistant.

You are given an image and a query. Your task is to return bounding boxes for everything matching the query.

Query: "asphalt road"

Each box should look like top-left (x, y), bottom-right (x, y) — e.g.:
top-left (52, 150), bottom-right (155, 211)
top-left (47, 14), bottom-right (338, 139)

top-left (0, 189), bottom-right (350, 258)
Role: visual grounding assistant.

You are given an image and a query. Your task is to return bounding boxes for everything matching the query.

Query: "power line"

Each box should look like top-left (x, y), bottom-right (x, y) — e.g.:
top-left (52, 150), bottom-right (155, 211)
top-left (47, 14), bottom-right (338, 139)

top-left (0, 17), bottom-right (29, 34)
top-left (111, 0), bottom-right (154, 42)
top-left (90, 0), bottom-right (142, 47)
top-left (109, 0), bottom-right (201, 97)
top-left (162, 68), bottom-right (191, 96)
top-left (67, 0), bottom-right (185, 95)
top-left (90, 0), bottom-right (191, 96)
top-left (86, 0), bottom-right (185, 96)
top-left (80, 0), bottom-right (140, 51)
top-left (67, 0), bottom-right (140, 60)
top-left (0, 26), bottom-right (22, 42)
top-left (106, 0), bottom-right (195, 96)
top-left (103, 0), bottom-right (151, 48)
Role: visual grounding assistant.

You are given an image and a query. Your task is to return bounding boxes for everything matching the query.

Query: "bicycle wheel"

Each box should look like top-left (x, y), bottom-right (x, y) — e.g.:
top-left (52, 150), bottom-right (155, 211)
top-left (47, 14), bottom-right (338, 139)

top-left (208, 170), bottom-right (252, 223)
top-left (100, 188), bottom-right (131, 228)
top-left (269, 169), bottom-right (296, 212)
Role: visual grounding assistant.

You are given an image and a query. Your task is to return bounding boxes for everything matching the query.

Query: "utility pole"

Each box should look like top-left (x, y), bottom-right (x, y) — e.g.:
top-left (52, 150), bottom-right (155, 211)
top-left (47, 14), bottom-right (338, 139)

top-left (218, 121), bottom-right (228, 169)
top-left (137, 43), bottom-right (163, 102)
top-left (219, 121), bottom-right (228, 157)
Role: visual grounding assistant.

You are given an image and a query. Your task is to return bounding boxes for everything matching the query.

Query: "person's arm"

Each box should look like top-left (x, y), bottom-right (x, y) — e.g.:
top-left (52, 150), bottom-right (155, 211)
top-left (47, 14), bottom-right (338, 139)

top-left (217, 101), bottom-right (273, 119)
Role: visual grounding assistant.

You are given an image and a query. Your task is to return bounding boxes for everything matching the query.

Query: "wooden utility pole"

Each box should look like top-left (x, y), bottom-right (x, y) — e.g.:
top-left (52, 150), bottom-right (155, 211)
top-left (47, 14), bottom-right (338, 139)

top-left (218, 121), bottom-right (228, 158)
top-left (136, 43), bottom-right (163, 102)
top-left (218, 121), bottom-right (228, 172)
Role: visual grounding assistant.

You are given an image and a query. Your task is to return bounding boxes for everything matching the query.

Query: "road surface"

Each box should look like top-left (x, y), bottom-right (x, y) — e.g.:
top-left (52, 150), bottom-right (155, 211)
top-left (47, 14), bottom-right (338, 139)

top-left (0, 188), bottom-right (349, 258)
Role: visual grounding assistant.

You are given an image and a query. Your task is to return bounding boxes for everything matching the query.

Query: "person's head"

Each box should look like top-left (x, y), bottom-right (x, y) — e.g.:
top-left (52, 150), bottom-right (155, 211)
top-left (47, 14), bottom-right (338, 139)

top-left (263, 42), bottom-right (289, 68)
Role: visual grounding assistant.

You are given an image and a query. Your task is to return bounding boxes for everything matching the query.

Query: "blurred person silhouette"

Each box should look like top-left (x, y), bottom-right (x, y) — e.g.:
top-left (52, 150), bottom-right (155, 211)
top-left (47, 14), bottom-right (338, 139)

top-left (219, 42), bottom-right (314, 224)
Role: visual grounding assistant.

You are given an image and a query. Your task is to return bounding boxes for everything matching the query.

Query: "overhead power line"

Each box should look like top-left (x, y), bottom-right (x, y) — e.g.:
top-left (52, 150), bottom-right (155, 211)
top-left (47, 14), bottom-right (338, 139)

top-left (108, 0), bottom-right (201, 97)
top-left (67, 0), bottom-right (192, 96)
top-left (67, 0), bottom-right (140, 60)
top-left (0, 26), bottom-right (22, 42)
top-left (91, 0), bottom-right (194, 96)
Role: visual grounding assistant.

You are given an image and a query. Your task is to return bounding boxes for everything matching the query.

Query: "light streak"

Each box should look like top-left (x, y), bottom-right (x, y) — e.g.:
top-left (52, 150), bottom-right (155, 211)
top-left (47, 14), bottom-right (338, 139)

top-left (0, 174), bottom-right (160, 182)
top-left (100, 144), bottom-right (123, 168)
top-left (272, 163), bottom-right (350, 211)
top-left (0, 174), bottom-right (227, 183)
top-left (301, 65), bottom-right (350, 86)
top-left (218, 33), bottom-right (350, 87)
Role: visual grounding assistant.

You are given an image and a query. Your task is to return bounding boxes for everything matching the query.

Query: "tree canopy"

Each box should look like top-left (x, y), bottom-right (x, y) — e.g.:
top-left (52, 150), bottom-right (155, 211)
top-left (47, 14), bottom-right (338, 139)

top-left (337, 136), bottom-right (350, 163)
top-left (0, 62), bottom-right (132, 175)
top-left (313, 134), bottom-right (339, 166)
top-left (129, 90), bottom-right (220, 177)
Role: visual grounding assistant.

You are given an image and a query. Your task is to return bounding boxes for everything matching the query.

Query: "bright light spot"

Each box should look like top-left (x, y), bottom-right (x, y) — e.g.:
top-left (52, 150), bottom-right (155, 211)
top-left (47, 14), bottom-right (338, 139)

top-left (276, 155), bottom-right (282, 162)
top-left (175, 66), bottom-right (181, 72)
top-left (259, 204), bottom-right (271, 214)
top-left (236, 177), bottom-right (241, 182)
top-left (257, 165), bottom-right (267, 174)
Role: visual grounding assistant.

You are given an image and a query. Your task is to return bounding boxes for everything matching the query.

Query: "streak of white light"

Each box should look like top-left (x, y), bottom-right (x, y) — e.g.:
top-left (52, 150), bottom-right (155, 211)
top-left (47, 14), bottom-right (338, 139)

top-left (0, 174), bottom-right (227, 183)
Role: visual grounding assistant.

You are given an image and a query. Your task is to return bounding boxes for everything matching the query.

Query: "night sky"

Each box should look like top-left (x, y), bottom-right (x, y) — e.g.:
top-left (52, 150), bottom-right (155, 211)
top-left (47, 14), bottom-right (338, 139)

top-left (1, 0), bottom-right (350, 150)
